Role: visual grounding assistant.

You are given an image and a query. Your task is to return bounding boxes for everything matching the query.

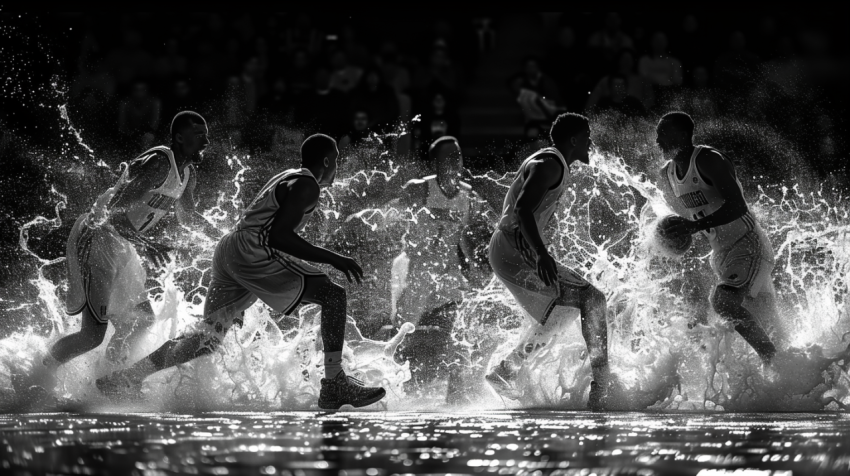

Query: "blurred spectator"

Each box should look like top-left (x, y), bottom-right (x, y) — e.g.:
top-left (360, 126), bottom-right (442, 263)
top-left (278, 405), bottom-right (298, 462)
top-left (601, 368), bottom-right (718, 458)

top-left (240, 56), bottom-right (266, 116)
top-left (675, 14), bottom-right (709, 72)
top-left (295, 68), bottom-right (348, 139)
top-left (546, 26), bottom-right (590, 112)
top-left (161, 79), bottom-right (195, 126)
top-left (223, 76), bottom-right (247, 145)
top-left (107, 29), bottom-right (152, 91)
top-left (191, 41), bottom-right (220, 93)
top-left (378, 42), bottom-right (412, 94)
top-left (71, 54), bottom-right (116, 101)
top-left (715, 31), bottom-right (761, 91)
top-left (638, 32), bottom-right (683, 91)
top-left (414, 47), bottom-right (461, 95)
top-left (350, 68), bottom-right (401, 133)
top-left (588, 13), bottom-right (634, 68)
top-left (261, 78), bottom-right (295, 119)
top-left (473, 16), bottom-right (497, 52)
top-left (513, 56), bottom-right (561, 100)
top-left (285, 13), bottom-right (323, 55)
top-left (118, 81), bottom-right (161, 151)
top-left (594, 74), bottom-right (647, 117)
top-left (340, 24), bottom-right (371, 67)
top-left (329, 50), bottom-right (364, 93)
top-left (154, 39), bottom-right (188, 85)
top-left (586, 49), bottom-right (654, 111)
top-left (287, 49), bottom-right (315, 97)
top-left (338, 110), bottom-right (371, 151)
top-left (415, 92), bottom-right (461, 157)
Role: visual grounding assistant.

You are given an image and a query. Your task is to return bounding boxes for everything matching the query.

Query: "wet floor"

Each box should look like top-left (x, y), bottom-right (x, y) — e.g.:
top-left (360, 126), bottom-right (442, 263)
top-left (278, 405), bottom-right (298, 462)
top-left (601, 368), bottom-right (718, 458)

top-left (0, 411), bottom-right (848, 475)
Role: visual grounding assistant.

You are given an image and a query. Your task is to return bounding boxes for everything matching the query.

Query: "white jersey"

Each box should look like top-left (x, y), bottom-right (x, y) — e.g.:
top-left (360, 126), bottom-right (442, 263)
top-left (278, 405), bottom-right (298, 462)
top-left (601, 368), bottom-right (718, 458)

top-left (661, 145), bottom-right (766, 252)
top-left (237, 168), bottom-right (318, 241)
top-left (89, 146), bottom-right (191, 234)
top-left (403, 175), bottom-right (472, 257)
top-left (496, 147), bottom-right (568, 244)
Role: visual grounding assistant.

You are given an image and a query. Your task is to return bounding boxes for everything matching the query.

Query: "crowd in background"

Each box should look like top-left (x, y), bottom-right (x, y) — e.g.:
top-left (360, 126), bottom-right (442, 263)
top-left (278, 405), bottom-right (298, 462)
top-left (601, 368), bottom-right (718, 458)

top-left (49, 12), bottom-right (847, 176)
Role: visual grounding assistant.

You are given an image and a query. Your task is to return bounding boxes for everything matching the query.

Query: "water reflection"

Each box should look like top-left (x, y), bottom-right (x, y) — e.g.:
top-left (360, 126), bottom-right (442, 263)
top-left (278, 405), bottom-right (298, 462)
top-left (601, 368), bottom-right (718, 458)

top-left (1, 412), bottom-right (847, 475)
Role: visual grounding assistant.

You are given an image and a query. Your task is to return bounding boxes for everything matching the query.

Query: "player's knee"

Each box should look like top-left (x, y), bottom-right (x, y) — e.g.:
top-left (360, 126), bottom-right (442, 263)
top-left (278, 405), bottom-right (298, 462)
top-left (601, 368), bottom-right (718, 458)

top-left (710, 285), bottom-right (743, 316)
top-left (84, 324), bottom-right (109, 350)
top-left (582, 286), bottom-right (606, 310)
top-left (321, 280), bottom-right (346, 304)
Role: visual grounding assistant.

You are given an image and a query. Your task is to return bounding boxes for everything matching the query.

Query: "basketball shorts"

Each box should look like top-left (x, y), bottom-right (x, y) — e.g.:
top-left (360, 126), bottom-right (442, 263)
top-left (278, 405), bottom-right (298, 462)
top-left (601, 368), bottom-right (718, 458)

top-left (203, 230), bottom-right (327, 326)
top-left (711, 229), bottom-right (775, 298)
top-left (65, 214), bottom-right (148, 324)
top-left (489, 229), bottom-right (590, 324)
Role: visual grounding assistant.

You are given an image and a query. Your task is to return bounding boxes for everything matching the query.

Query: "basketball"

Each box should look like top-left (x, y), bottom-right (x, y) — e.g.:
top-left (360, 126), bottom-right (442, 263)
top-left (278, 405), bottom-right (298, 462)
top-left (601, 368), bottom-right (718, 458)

top-left (655, 215), bottom-right (693, 256)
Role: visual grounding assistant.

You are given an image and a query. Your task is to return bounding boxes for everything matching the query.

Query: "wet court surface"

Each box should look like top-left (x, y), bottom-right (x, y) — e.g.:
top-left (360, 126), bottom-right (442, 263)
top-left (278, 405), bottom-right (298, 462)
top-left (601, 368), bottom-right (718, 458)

top-left (1, 412), bottom-right (848, 475)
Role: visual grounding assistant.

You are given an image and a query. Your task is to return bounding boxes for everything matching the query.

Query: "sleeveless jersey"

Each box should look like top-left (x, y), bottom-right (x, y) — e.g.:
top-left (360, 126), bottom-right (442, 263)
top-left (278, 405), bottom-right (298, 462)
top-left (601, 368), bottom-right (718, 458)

top-left (663, 145), bottom-right (762, 251)
top-left (496, 147), bottom-right (568, 244)
top-left (90, 146), bottom-right (191, 234)
top-left (237, 168), bottom-right (318, 242)
top-left (403, 175), bottom-right (472, 255)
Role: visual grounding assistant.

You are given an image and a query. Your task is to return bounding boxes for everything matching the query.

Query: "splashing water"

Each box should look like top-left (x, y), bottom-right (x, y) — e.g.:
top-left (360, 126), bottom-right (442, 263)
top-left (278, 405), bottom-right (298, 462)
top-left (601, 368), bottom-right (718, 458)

top-left (1, 95), bottom-right (848, 413)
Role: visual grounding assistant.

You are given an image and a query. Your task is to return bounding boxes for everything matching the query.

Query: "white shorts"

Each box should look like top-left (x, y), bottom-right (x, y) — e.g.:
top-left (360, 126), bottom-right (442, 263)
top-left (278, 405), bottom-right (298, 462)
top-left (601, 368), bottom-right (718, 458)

top-left (203, 230), bottom-right (327, 324)
top-left (489, 229), bottom-right (589, 324)
top-left (65, 214), bottom-right (148, 324)
top-left (711, 229), bottom-right (775, 298)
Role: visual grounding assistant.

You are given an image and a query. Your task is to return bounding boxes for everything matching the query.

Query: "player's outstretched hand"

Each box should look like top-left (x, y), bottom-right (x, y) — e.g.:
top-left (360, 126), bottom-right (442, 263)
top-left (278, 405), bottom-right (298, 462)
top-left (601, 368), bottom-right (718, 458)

top-left (536, 251), bottom-right (559, 287)
top-left (331, 254), bottom-right (364, 284)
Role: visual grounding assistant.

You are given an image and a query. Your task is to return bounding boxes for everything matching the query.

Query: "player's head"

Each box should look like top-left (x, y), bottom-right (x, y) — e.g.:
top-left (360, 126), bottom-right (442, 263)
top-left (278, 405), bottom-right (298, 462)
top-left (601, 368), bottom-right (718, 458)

top-left (550, 112), bottom-right (592, 164)
top-left (301, 133), bottom-right (339, 187)
top-left (656, 111), bottom-right (695, 153)
top-left (429, 136), bottom-right (462, 184)
top-left (170, 111), bottom-right (209, 163)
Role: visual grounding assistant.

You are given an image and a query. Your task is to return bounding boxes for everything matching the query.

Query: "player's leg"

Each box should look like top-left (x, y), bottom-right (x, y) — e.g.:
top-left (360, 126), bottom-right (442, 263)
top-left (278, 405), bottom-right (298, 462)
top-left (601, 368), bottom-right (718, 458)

top-left (711, 284), bottom-right (776, 364)
top-left (105, 300), bottom-right (156, 363)
top-left (48, 307), bottom-right (109, 365)
top-left (711, 233), bottom-right (777, 364)
top-left (299, 274), bottom-right (387, 409)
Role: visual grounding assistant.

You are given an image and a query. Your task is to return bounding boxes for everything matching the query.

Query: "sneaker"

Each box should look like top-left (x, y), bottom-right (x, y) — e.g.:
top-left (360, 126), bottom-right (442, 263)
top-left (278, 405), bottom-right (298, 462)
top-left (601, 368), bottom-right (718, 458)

top-left (485, 360), bottom-right (521, 400)
top-left (318, 373), bottom-right (386, 410)
top-left (96, 369), bottom-right (144, 400)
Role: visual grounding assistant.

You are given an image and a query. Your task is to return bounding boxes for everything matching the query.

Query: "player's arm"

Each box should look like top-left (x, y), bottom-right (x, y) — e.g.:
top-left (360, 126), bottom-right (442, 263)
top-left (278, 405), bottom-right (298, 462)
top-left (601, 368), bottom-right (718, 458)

top-left (268, 177), bottom-right (363, 284)
top-left (175, 166), bottom-right (220, 237)
top-left (668, 151), bottom-right (749, 237)
top-left (514, 156), bottom-right (563, 286)
top-left (106, 155), bottom-right (174, 265)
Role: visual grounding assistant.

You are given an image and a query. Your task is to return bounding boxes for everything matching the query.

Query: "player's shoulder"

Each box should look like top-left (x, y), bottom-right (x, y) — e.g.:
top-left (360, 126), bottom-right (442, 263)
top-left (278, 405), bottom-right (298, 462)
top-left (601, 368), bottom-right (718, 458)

top-left (695, 146), bottom-right (732, 169)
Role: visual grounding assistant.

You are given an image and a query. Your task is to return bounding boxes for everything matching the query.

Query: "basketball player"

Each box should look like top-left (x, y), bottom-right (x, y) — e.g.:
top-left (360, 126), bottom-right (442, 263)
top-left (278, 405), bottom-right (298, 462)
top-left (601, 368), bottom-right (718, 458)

top-left (392, 136), bottom-right (492, 387)
top-left (96, 134), bottom-right (386, 410)
top-left (36, 111), bottom-right (214, 380)
top-left (654, 111), bottom-right (777, 364)
top-left (487, 113), bottom-right (610, 410)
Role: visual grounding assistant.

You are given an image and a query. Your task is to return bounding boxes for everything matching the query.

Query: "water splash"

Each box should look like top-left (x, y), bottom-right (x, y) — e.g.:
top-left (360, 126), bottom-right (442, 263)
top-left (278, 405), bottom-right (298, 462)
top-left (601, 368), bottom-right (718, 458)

top-left (1, 100), bottom-right (849, 412)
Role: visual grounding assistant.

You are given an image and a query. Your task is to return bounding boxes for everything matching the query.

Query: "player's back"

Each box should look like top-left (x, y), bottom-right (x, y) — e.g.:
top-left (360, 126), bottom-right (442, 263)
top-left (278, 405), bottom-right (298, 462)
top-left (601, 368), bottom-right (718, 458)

top-left (237, 168), bottom-right (318, 236)
top-left (497, 147), bottom-right (568, 243)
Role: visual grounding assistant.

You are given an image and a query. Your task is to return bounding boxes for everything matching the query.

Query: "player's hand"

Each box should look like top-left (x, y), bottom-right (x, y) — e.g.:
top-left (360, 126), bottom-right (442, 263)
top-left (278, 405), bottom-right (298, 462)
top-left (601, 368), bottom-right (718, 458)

top-left (536, 251), bottom-right (559, 287)
top-left (331, 254), bottom-right (364, 284)
top-left (661, 219), bottom-right (699, 240)
top-left (141, 241), bottom-right (173, 268)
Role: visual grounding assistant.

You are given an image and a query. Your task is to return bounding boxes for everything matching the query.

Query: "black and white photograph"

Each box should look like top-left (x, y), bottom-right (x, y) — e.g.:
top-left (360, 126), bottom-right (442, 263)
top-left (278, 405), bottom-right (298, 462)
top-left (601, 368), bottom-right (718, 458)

top-left (0, 10), bottom-right (848, 476)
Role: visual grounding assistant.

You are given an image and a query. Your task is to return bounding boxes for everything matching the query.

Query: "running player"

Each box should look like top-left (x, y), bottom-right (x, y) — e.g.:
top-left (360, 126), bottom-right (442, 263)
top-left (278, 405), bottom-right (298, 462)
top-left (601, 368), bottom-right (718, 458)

top-left (39, 111), bottom-right (214, 376)
top-left (392, 136), bottom-right (492, 387)
top-left (96, 134), bottom-right (387, 410)
top-left (487, 113), bottom-right (611, 410)
top-left (654, 111), bottom-right (777, 364)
